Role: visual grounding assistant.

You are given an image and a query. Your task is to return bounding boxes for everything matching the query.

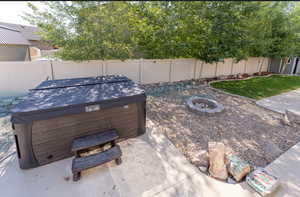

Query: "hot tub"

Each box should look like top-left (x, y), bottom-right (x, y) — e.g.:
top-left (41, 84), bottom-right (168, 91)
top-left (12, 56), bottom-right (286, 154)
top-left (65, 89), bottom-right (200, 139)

top-left (11, 75), bottom-right (146, 169)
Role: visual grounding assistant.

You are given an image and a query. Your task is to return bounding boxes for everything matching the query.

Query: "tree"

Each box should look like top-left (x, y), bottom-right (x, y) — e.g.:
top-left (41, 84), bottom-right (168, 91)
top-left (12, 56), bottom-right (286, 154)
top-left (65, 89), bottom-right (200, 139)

top-left (23, 1), bottom-right (300, 63)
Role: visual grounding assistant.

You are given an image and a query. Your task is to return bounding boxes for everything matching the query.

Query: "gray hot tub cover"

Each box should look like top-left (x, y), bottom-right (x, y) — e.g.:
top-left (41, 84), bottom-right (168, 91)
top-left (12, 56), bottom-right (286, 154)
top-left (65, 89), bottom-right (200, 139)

top-left (11, 75), bottom-right (145, 124)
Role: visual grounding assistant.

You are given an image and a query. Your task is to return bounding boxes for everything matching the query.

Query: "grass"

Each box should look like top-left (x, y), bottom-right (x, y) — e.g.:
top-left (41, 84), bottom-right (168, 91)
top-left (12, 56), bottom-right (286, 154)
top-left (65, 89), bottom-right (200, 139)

top-left (210, 75), bottom-right (300, 100)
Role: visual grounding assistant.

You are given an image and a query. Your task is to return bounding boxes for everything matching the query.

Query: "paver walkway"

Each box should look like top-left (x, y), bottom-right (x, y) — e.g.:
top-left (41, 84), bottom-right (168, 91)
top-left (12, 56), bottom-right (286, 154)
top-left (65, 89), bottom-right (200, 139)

top-left (256, 88), bottom-right (300, 114)
top-left (0, 118), bottom-right (299, 197)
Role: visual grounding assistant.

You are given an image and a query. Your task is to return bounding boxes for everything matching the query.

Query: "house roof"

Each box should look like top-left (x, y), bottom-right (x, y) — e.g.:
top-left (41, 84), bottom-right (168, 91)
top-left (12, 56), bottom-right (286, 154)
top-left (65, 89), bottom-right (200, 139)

top-left (0, 25), bottom-right (30, 45)
top-left (0, 22), bottom-right (41, 41)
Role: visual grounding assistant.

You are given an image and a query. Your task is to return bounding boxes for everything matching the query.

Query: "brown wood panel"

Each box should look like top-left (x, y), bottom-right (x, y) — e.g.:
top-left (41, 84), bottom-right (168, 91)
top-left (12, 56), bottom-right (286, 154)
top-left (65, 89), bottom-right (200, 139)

top-left (33, 120), bottom-right (138, 145)
top-left (33, 104), bottom-right (137, 131)
top-left (32, 113), bottom-right (137, 137)
top-left (31, 104), bottom-right (139, 165)
top-left (33, 129), bottom-right (138, 157)
top-left (33, 113), bottom-right (137, 137)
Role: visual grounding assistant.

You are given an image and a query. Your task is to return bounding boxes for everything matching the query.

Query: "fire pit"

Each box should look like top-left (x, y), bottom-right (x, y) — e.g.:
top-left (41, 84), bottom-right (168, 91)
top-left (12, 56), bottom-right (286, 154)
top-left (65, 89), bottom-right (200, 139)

top-left (186, 96), bottom-right (224, 115)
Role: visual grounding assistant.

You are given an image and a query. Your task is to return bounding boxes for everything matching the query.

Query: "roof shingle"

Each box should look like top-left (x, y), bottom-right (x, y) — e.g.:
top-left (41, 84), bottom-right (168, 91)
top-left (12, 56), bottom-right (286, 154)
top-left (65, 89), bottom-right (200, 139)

top-left (0, 25), bottom-right (30, 45)
top-left (0, 22), bottom-right (41, 41)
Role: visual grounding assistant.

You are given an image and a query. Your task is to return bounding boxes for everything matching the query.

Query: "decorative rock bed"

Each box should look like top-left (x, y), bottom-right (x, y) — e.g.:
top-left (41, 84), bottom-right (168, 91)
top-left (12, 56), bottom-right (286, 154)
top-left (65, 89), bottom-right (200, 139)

top-left (0, 96), bottom-right (25, 117)
top-left (142, 79), bottom-right (205, 97)
top-left (186, 96), bottom-right (224, 115)
top-left (146, 80), bottom-right (300, 185)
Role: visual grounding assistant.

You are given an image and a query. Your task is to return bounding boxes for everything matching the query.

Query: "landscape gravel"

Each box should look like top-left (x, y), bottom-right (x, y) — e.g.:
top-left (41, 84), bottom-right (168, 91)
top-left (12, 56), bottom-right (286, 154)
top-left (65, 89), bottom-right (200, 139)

top-left (146, 83), bottom-right (300, 171)
top-left (0, 116), bottom-right (15, 163)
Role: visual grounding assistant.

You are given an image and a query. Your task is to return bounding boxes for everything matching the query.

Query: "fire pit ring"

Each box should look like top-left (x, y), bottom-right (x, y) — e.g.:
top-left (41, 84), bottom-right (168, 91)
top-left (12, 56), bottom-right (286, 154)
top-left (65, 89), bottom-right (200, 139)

top-left (186, 96), bottom-right (224, 115)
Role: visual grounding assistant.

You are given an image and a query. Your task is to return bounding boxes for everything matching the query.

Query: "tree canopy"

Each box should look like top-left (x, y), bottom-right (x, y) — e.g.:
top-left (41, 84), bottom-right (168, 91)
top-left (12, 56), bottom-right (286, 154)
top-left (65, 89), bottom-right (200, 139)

top-left (23, 1), bottom-right (300, 62)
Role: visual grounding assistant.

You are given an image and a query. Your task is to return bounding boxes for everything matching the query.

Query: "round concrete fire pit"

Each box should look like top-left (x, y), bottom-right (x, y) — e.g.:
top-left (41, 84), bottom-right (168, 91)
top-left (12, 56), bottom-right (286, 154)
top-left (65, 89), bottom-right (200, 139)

top-left (186, 96), bottom-right (224, 115)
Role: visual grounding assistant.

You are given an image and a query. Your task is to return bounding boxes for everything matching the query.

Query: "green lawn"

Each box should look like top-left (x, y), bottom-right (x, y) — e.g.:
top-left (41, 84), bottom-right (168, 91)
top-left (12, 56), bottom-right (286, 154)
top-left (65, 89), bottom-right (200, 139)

top-left (210, 75), bottom-right (300, 100)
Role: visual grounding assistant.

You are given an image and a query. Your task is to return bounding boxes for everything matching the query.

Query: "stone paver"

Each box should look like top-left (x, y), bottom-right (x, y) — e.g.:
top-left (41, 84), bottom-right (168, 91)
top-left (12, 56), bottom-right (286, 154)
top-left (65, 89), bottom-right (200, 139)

top-left (256, 89), bottom-right (300, 114)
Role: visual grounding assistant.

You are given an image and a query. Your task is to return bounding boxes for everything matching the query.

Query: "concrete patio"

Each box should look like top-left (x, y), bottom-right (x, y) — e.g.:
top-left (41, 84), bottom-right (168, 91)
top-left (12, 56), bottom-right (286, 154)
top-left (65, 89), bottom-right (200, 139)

top-left (0, 119), bottom-right (252, 197)
top-left (265, 142), bottom-right (300, 197)
top-left (0, 118), bottom-right (299, 197)
top-left (256, 88), bottom-right (300, 114)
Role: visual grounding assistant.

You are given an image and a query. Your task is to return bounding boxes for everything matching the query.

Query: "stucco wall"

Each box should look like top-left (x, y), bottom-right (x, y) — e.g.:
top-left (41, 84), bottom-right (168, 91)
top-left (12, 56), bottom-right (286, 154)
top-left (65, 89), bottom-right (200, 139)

top-left (0, 45), bottom-right (29, 61)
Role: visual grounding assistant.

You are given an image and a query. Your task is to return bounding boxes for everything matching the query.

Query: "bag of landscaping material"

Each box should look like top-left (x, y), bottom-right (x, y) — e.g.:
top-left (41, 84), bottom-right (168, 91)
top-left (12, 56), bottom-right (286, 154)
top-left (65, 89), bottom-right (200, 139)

top-left (226, 154), bottom-right (251, 182)
top-left (246, 168), bottom-right (280, 196)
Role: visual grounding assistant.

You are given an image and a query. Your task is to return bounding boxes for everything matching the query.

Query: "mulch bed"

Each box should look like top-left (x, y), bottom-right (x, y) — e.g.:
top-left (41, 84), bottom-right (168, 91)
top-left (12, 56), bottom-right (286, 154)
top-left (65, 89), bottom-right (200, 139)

top-left (146, 83), bottom-right (300, 172)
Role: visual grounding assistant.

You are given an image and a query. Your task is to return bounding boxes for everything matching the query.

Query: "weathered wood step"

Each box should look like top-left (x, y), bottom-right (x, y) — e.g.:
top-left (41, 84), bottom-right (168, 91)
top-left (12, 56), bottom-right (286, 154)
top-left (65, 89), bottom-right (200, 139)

top-left (72, 145), bottom-right (122, 173)
top-left (71, 129), bottom-right (119, 152)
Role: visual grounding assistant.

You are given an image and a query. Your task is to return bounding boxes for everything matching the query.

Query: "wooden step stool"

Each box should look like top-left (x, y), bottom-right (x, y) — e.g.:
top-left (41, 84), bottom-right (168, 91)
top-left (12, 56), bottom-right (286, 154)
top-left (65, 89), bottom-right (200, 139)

top-left (71, 129), bottom-right (122, 181)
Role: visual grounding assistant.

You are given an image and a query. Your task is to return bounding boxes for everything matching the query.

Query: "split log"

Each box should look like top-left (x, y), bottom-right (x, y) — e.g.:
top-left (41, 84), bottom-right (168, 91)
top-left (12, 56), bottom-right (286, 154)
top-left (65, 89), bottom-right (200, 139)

top-left (208, 142), bottom-right (228, 180)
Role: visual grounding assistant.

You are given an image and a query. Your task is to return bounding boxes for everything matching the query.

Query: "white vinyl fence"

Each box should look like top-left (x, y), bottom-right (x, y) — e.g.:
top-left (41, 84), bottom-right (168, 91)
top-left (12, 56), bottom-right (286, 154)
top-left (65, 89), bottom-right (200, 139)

top-left (0, 57), bottom-right (269, 97)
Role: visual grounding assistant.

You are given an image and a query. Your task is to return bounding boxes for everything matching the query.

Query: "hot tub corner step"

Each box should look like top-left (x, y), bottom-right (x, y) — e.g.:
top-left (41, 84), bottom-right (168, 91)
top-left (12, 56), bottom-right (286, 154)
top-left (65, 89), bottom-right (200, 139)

top-left (71, 129), bottom-right (119, 152)
top-left (72, 145), bottom-right (122, 174)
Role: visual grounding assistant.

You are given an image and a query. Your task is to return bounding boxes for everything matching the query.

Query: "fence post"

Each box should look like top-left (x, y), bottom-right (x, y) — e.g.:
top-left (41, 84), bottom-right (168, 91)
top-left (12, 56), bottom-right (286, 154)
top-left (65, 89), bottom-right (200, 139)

top-left (169, 60), bottom-right (173, 82)
top-left (257, 58), bottom-right (261, 73)
top-left (139, 58), bottom-right (143, 84)
top-left (193, 59), bottom-right (197, 79)
top-left (244, 60), bottom-right (247, 73)
top-left (98, 61), bottom-right (102, 76)
top-left (100, 61), bottom-right (104, 76)
top-left (199, 61), bottom-right (204, 78)
top-left (267, 58), bottom-right (271, 72)
top-left (140, 58), bottom-right (144, 84)
top-left (50, 60), bottom-right (55, 80)
top-left (104, 61), bottom-right (108, 75)
top-left (214, 62), bottom-right (218, 77)
top-left (230, 59), bottom-right (234, 75)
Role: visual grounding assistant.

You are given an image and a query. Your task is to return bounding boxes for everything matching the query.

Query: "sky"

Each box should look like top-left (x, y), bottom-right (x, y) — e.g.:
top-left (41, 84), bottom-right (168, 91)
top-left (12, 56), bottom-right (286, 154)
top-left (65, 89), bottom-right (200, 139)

top-left (0, 1), bottom-right (44, 26)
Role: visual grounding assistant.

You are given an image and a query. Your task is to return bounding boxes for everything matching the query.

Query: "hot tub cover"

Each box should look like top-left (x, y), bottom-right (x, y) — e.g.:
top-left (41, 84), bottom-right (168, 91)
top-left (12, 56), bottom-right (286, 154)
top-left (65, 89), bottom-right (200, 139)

top-left (11, 75), bottom-right (145, 124)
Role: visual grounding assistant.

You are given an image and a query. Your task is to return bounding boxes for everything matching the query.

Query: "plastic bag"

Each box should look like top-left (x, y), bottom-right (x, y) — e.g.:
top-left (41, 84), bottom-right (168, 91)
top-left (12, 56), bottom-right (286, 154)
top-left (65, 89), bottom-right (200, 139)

top-left (246, 168), bottom-right (280, 196)
top-left (226, 154), bottom-right (251, 182)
